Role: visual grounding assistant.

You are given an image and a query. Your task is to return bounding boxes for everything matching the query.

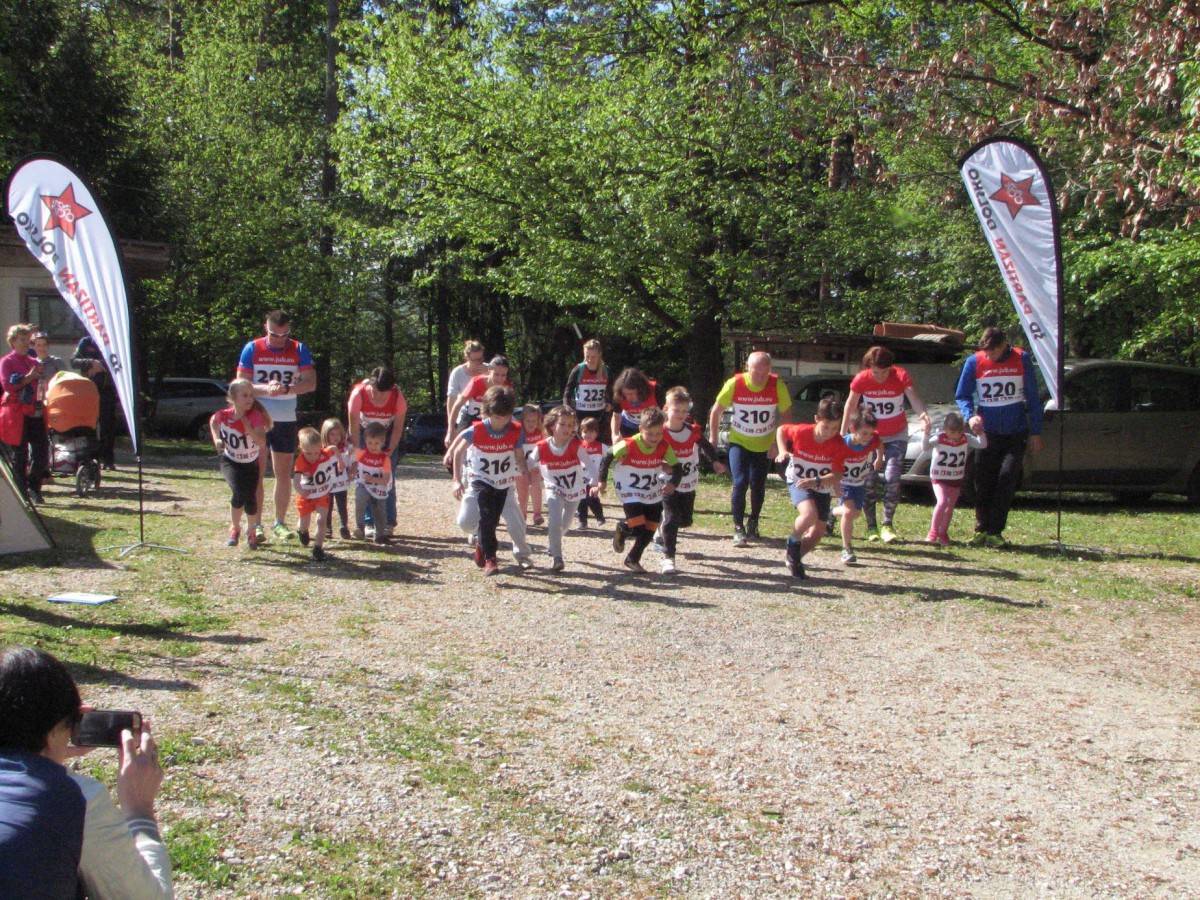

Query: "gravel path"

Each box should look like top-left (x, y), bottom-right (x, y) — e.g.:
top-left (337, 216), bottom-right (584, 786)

top-left (61, 458), bottom-right (1200, 897)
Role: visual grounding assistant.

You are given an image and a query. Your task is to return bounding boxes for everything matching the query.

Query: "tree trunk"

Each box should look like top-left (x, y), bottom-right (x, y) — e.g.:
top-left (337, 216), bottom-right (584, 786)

top-left (686, 301), bottom-right (724, 424)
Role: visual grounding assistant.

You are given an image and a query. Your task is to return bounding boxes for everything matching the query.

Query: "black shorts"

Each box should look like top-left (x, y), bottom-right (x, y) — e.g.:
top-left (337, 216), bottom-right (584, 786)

top-left (266, 420), bottom-right (298, 454)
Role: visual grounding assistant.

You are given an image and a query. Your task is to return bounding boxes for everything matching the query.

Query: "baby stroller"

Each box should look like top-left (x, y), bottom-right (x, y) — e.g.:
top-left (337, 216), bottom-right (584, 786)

top-left (44, 371), bottom-right (102, 497)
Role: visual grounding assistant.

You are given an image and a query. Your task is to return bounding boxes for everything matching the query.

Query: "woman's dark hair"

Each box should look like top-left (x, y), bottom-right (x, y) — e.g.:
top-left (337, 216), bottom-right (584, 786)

top-left (369, 366), bottom-right (396, 392)
top-left (0, 647), bottom-right (81, 753)
top-left (978, 326), bottom-right (1008, 351)
top-left (862, 345), bottom-right (895, 370)
top-left (612, 367), bottom-right (651, 403)
top-left (815, 391), bottom-right (844, 422)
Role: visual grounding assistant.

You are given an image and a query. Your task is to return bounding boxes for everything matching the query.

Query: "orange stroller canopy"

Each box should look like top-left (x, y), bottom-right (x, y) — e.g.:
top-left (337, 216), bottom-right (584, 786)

top-left (44, 371), bottom-right (100, 433)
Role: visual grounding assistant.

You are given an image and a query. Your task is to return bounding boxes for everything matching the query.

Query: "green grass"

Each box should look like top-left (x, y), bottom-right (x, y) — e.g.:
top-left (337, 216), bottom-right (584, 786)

top-left (165, 816), bottom-right (236, 887)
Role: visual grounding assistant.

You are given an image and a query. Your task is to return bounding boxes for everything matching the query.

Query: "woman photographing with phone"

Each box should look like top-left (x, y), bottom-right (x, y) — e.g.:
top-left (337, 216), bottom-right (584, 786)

top-left (0, 646), bottom-right (171, 899)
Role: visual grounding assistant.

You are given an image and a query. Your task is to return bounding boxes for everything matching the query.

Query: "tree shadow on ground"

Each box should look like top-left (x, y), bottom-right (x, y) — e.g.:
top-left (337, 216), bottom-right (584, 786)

top-left (11, 513), bottom-right (117, 571)
top-left (67, 659), bottom-right (200, 692)
top-left (854, 553), bottom-right (1026, 582)
top-left (243, 548), bottom-right (436, 583)
top-left (0, 602), bottom-right (266, 648)
top-left (828, 579), bottom-right (1043, 609)
top-left (41, 501), bottom-right (188, 519)
top-left (1006, 541), bottom-right (1200, 566)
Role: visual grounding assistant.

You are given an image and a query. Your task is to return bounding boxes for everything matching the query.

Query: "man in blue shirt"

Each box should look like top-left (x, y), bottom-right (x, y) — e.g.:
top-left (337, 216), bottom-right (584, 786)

top-left (955, 327), bottom-right (1044, 547)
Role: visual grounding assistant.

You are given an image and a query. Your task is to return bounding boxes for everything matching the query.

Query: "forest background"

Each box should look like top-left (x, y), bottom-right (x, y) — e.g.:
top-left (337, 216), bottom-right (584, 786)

top-left (2, 0), bottom-right (1198, 418)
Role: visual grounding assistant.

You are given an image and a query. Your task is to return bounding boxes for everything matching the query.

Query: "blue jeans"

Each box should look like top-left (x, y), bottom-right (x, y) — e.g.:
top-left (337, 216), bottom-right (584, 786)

top-left (728, 443), bottom-right (769, 528)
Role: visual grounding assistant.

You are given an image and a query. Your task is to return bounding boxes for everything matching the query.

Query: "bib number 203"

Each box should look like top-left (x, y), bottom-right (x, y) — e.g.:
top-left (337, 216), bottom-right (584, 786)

top-left (255, 369), bottom-right (295, 386)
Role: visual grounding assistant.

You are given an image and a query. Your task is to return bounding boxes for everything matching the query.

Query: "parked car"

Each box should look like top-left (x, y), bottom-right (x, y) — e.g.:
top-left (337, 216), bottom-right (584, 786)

top-left (902, 359), bottom-right (1200, 503)
top-left (401, 412), bottom-right (448, 454)
top-left (147, 377), bottom-right (229, 440)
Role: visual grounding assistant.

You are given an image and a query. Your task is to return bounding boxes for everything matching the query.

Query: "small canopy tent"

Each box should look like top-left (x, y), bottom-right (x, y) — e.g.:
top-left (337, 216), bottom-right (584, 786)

top-left (0, 453), bottom-right (53, 554)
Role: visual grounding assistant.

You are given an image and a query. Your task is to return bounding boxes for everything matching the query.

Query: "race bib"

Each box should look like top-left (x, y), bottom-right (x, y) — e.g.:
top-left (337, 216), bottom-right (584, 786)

top-left (574, 383), bottom-right (607, 412)
top-left (862, 394), bottom-right (903, 420)
top-left (930, 444), bottom-right (970, 480)
top-left (977, 375), bottom-right (1024, 406)
top-left (329, 449), bottom-right (353, 492)
top-left (545, 467), bottom-right (587, 501)
top-left (731, 403), bottom-right (776, 437)
top-left (613, 462), bottom-right (666, 503)
top-left (674, 447), bottom-right (700, 493)
top-left (470, 447), bottom-right (518, 489)
top-left (220, 423), bottom-right (260, 464)
top-left (299, 457), bottom-right (339, 500)
top-left (841, 457), bottom-right (873, 487)
top-left (787, 457), bottom-right (833, 494)
top-left (252, 362), bottom-right (299, 388)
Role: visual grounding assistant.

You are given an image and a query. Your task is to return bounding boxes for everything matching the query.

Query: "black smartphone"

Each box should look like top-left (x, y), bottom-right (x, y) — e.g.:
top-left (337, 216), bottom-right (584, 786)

top-left (72, 710), bottom-right (142, 747)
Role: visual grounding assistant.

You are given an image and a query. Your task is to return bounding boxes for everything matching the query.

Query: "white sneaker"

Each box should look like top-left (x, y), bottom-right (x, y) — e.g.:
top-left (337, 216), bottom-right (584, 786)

top-left (466, 532), bottom-right (477, 547)
top-left (831, 504), bottom-right (847, 517)
top-left (651, 535), bottom-right (665, 554)
top-left (661, 557), bottom-right (677, 574)
top-left (840, 548), bottom-right (857, 565)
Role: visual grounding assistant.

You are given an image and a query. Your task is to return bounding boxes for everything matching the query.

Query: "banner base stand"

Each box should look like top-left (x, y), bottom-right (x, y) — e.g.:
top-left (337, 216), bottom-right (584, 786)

top-left (99, 455), bottom-right (188, 559)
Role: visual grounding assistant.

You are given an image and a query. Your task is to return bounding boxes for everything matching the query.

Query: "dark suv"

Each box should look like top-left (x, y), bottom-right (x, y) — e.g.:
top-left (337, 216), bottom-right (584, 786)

top-left (401, 412), bottom-right (448, 454)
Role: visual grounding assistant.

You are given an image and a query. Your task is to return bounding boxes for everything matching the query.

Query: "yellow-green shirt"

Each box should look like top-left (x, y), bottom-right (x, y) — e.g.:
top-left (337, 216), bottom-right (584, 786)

top-left (715, 373), bottom-right (792, 452)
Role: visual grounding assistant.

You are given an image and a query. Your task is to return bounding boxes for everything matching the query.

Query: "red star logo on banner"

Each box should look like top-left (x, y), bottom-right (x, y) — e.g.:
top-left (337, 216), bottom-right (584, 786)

top-left (989, 173), bottom-right (1041, 219)
top-left (41, 184), bottom-right (92, 240)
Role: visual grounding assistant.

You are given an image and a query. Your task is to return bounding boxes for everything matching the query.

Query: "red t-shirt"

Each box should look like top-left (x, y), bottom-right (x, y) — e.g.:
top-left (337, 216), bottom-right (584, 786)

top-left (779, 423), bottom-right (847, 493)
top-left (850, 366), bottom-right (912, 437)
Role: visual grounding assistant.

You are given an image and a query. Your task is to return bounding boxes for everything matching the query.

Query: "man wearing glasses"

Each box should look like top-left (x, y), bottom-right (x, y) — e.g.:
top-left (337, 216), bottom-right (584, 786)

top-left (236, 310), bottom-right (316, 543)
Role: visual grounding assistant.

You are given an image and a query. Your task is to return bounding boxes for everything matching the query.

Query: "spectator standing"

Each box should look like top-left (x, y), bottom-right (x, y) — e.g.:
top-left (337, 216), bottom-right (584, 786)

top-left (562, 338), bottom-right (612, 442)
top-left (955, 327), bottom-right (1044, 547)
top-left (70, 335), bottom-right (119, 470)
top-left (235, 310), bottom-right (317, 544)
top-left (1, 324), bottom-right (46, 503)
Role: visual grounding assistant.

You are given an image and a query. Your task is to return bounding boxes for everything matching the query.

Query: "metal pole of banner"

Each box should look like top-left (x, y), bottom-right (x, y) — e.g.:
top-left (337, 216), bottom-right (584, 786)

top-left (113, 452), bottom-right (186, 558)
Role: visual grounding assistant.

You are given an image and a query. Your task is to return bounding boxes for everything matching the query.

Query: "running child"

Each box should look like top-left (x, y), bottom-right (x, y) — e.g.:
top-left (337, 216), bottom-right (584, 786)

top-left (594, 406), bottom-right (683, 574)
top-left (776, 394), bottom-right (848, 579)
top-left (354, 421), bottom-right (393, 545)
top-left (833, 410), bottom-right (881, 565)
top-left (293, 426), bottom-right (342, 562)
top-left (658, 387), bottom-right (726, 575)
top-left (321, 417), bottom-right (354, 540)
top-left (528, 406), bottom-right (592, 571)
top-left (610, 367), bottom-right (660, 439)
top-left (209, 379), bottom-right (271, 549)
top-left (451, 385), bottom-right (534, 576)
top-left (575, 416), bottom-right (608, 528)
top-left (923, 412), bottom-right (987, 545)
top-left (515, 403), bottom-right (546, 527)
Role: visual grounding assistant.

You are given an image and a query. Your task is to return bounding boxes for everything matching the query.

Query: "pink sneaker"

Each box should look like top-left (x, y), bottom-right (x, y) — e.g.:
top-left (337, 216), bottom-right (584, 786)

top-left (227, 526), bottom-right (239, 547)
top-left (938, 533), bottom-right (952, 547)
top-left (925, 532), bottom-right (939, 544)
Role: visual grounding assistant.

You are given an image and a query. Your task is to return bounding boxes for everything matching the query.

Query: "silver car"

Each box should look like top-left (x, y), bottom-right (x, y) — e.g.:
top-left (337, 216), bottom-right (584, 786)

top-left (902, 360), bottom-right (1200, 503)
top-left (147, 377), bottom-right (229, 440)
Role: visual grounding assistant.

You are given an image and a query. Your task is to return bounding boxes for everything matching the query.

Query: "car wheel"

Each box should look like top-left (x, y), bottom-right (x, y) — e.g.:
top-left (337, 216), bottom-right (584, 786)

top-left (191, 416), bottom-right (211, 442)
top-left (1187, 463), bottom-right (1200, 506)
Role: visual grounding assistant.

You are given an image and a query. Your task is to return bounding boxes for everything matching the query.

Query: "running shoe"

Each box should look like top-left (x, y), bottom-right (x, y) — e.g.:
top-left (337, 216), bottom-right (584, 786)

top-left (983, 533), bottom-right (1009, 548)
top-left (612, 524), bottom-right (627, 553)
top-left (651, 534), bottom-right (665, 554)
top-left (255, 523), bottom-right (267, 544)
top-left (732, 526), bottom-right (748, 547)
top-left (273, 522), bottom-right (295, 542)
top-left (786, 540), bottom-right (805, 578)
top-left (550, 556), bottom-right (565, 572)
top-left (937, 535), bottom-right (952, 548)
top-left (466, 531), bottom-right (477, 547)
top-left (227, 527), bottom-right (239, 547)
top-left (353, 527), bottom-right (366, 540)
top-left (516, 555), bottom-right (535, 570)
top-left (312, 545), bottom-right (325, 562)
top-left (339, 526), bottom-right (351, 540)
top-left (925, 532), bottom-right (940, 544)
top-left (473, 544), bottom-right (485, 567)
top-left (840, 548), bottom-right (856, 565)
top-left (879, 524), bottom-right (898, 544)
top-left (596, 515), bottom-right (607, 526)
top-left (623, 555), bottom-right (646, 574)
top-left (247, 531), bottom-right (259, 550)
top-left (532, 515), bottom-right (544, 527)
top-left (298, 530), bottom-right (310, 547)
top-left (661, 557), bottom-right (677, 575)
top-left (575, 518), bottom-right (588, 531)
top-left (967, 532), bottom-right (988, 547)
top-left (483, 558), bottom-right (500, 576)
top-left (864, 526), bottom-right (880, 542)
top-left (746, 518), bottom-right (761, 540)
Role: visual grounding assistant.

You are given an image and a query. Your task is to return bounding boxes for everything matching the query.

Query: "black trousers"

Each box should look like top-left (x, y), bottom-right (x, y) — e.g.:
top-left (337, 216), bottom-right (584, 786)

top-left (660, 490), bottom-right (695, 559)
top-left (219, 456), bottom-right (260, 515)
top-left (98, 394), bottom-right (118, 465)
top-left (26, 416), bottom-right (48, 489)
top-left (576, 495), bottom-right (605, 524)
top-left (475, 481), bottom-right (509, 560)
top-left (620, 500), bottom-right (663, 562)
top-left (973, 431), bottom-right (1027, 536)
top-left (328, 490), bottom-right (349, 530)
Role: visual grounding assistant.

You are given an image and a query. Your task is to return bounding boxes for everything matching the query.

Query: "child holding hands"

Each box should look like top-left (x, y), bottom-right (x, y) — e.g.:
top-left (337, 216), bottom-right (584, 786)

top-left (210, 379), bottom-right (271, 548)
top-left (923, 412), bottom-right (987, 545)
